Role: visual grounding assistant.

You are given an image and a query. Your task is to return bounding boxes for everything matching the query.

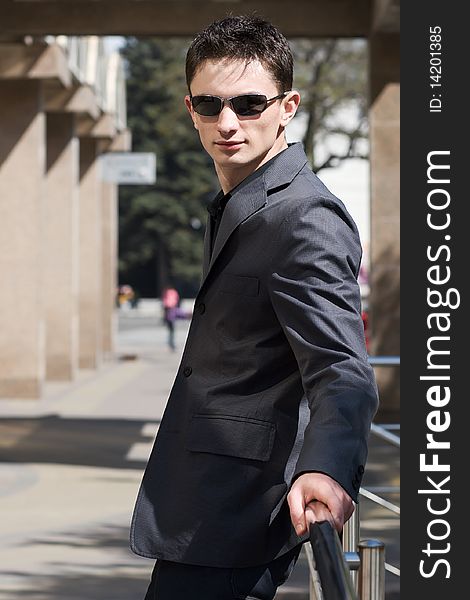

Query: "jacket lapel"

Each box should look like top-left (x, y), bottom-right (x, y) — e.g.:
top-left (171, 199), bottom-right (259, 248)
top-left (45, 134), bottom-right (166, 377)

top-left (200, 175), bottom-right (267, 288)
top-left (199, 143), bottom-right (309, 289)
top-left (202, 214), bottom-right (213, 280)
top-left (211, 175), bottom-right (267, 266)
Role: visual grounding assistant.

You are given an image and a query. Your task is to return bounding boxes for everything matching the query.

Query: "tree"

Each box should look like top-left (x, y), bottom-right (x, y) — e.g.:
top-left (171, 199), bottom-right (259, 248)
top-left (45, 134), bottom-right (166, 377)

top-left (291, 38), bottom-right (368, 172)
top-left (119, 37), bottom-right (217, 298)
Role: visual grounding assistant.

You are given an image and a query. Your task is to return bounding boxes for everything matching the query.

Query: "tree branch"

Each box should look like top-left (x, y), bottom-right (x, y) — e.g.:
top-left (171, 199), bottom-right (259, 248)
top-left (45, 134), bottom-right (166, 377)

top-left (314, 148), bottom-right (368, 173)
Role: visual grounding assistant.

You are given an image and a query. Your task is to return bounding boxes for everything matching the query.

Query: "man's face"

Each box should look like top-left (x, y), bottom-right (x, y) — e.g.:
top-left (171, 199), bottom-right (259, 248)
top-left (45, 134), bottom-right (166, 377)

top-left (185, 59), bottom-right (298, 184)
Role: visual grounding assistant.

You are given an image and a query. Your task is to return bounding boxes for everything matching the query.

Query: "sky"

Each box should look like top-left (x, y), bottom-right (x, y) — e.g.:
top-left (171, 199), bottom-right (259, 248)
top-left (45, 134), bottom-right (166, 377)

top-left (104, 36), bottom-right (126, 53)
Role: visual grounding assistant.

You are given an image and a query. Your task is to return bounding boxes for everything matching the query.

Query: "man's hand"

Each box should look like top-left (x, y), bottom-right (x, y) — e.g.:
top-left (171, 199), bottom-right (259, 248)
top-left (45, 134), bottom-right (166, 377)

top-left (287, 472), bottom-right (354, 535)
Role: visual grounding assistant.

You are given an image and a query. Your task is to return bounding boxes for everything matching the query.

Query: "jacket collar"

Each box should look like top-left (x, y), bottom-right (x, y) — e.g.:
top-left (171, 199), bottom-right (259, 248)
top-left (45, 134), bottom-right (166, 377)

top-left (201, 142), bottom-right (308, 284)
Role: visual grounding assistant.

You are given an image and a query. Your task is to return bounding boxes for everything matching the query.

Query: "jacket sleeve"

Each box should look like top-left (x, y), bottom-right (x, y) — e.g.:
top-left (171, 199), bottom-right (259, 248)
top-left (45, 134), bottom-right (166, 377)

top-left (267, 196), bottom-right (379, 501)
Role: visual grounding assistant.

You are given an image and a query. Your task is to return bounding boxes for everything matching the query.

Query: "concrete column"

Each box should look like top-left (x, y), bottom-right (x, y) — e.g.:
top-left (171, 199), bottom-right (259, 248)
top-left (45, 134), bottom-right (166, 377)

top-left (369, 33), bottom-right (400, 415)
top-left (44, 113), bottom-right (79, 380)
top-left (101, 180), bottom-right (118, 355)
top-left (0, 80), bottom-right (45, 398)
top-left (78, 137), bottom-right (102, 369)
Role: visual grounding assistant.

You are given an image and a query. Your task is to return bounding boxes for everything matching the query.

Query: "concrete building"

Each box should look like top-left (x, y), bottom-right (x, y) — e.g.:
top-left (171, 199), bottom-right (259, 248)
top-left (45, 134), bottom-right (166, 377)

top-left (0, 0), bottom-right (399, 412)
top-left (0, 35), bottom-right (130, 397)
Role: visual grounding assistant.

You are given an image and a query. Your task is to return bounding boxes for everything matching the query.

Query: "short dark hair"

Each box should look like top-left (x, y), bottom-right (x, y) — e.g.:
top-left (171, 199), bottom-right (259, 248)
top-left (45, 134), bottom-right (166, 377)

top-left (185, 15), bottom-right (293, 93)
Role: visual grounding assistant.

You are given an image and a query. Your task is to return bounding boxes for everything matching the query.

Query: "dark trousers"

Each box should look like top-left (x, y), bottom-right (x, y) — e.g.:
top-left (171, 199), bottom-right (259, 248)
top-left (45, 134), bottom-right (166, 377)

top-left (165, 319), bottom-right (175, 351)
top-left (143, 544), bottom-right (302, 600)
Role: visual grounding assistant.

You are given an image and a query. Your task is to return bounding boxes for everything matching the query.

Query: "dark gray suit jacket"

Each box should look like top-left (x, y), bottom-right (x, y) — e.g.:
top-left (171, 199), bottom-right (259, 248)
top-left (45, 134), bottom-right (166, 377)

top-left (130, 143), bottom-right (378, 567)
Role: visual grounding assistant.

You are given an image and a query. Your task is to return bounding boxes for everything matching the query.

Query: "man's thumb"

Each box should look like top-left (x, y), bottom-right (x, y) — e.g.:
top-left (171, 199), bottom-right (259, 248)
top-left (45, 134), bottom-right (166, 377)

top-left (287, 487), bottom-right (306, 535)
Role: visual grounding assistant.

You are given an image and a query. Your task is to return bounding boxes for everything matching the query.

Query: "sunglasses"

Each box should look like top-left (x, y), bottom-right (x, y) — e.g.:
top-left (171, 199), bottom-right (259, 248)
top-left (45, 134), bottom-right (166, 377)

top-left (190, 92), bottom-right (288, 117)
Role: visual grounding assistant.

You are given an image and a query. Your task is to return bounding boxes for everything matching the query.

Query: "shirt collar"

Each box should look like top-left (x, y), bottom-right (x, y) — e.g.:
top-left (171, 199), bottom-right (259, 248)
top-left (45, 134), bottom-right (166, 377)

top-left (207, 147), bottom-right (290, 217)
top-left (207, 189), bottom-right (229, 218)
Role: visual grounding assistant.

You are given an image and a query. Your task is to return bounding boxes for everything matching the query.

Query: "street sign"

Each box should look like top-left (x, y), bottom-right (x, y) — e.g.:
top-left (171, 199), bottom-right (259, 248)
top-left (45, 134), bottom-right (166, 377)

top-left (100, 152), bottom-right (156, 184)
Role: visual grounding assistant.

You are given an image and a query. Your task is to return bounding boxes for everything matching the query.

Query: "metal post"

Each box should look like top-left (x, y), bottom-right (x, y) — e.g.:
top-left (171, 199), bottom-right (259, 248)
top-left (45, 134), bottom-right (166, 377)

top-left (343, 504), bottom-right (360, 588)
top-left (304, 542), bottom-right (324, 599)
top-left (358, 540), bottom-right (385, 600)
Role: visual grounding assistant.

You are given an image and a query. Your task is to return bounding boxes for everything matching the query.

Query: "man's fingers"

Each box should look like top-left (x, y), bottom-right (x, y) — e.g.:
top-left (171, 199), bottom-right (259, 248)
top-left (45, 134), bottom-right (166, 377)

top-left (287, 487), bottom-right (306, 536)
top-left (345, 500), bottom-right (355, 522)
top-left (288, 472), bottom-right (355, 534)
top-left (328, 493), bottom-right (354, 531)
top-left (305, 501), bottom-right (336, 531)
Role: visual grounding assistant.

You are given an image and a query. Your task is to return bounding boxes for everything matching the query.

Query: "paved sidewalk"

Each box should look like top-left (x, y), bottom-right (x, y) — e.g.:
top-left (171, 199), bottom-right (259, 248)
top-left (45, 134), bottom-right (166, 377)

top-left (0, 314), bottom-right (190, 600)
top-left (0, 311), bottom-right (399, 599)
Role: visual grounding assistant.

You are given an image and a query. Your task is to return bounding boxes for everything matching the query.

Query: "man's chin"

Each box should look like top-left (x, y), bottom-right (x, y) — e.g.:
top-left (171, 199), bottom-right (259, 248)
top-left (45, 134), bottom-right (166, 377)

top-left (214, 145), bottom-right (246, 158)
top-left (214, 151), bottom-right (251, 167)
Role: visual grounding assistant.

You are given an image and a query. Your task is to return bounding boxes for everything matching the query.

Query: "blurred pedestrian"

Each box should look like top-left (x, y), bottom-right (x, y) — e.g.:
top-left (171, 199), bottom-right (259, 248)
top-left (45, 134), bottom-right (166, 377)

top-left (117, 284), bottom-right (135, 311)
top-left (161, 285), bottom-right (180, 351)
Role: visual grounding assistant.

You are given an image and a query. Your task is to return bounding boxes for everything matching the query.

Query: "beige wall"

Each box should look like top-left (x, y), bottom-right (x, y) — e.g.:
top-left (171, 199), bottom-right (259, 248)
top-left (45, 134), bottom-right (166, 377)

top-left (78, 137), bottom-right (103, 369)
top-left (0, 35), bottom-right (128, 399)
top-left (0, 80), bottom-right (46, 398)
top-left (101, 180), bottom-right (118, 355)
top-left (44, 112), bottom-right (80, 380)
top-left (369, 33), bottom-right (400, 415)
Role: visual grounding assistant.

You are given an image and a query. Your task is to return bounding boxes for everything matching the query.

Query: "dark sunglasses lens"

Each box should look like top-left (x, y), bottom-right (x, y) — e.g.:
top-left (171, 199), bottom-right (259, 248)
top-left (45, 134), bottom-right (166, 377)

top-left (232, 94), bottom-right (267, 116)
top-left (192, 96), bottom-right (222, 116)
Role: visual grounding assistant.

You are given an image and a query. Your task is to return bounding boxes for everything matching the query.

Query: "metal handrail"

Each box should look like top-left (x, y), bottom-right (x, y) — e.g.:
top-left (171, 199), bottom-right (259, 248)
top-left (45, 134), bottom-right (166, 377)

top-left (360, 424), bottom-right (400, 577)
top-left (308, 521), bottom-right (358, 600)
top-left (343, 505), bottom-right (360, 590)
top-left (359, 488), bottom-right (400, 515)
top-left (370, 423), bottom-right (400, 448)
top-left (367, 355), bottom-right (400, 366)
top-left (305, 355), bottom-right (399, 596)
top-left (367, 356), bottom-right (400, 577)
top-left (358, 540), bottom-right (385, 599)
top-left (306, 518), bottom-right (386, 600)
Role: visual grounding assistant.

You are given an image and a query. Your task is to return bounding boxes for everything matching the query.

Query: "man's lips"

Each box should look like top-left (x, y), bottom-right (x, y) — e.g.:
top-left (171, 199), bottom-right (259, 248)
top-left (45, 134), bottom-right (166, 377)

top-left (215, 140), bottom-right (245, 147)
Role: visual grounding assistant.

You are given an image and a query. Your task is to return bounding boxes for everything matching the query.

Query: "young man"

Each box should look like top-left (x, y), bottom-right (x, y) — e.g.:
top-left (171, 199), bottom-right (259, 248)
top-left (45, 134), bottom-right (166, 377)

top-left (131, 15), bottom-right (378, 599)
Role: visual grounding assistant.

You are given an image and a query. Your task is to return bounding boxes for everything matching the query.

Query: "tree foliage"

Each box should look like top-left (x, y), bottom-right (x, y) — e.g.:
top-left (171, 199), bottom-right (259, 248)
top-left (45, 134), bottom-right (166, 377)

top-left (118, 37), bottom-right (217, 298)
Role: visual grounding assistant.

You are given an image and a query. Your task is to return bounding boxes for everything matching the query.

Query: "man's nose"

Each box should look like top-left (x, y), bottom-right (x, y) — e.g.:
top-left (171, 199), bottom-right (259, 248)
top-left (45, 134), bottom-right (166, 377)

top-left (217, 103), bottom-right (239, 134)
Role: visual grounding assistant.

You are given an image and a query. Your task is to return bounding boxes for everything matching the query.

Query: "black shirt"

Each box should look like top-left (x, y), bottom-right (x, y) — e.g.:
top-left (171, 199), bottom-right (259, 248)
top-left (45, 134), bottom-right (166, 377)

top-left (207, 189), bottom-right (231, 257)
top-left (206, 157), bottom-right (280, 257)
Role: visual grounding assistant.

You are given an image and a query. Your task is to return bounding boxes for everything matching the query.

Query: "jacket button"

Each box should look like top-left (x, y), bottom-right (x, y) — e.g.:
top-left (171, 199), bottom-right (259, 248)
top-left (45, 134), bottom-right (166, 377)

top-left (197, 302), bottom-right (206, 314)
top-left (183, 366), bottom-right (192, 377)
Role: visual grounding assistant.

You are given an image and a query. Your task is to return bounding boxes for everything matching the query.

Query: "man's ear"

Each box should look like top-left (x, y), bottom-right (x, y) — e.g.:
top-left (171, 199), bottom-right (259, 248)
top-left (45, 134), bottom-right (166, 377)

top-left (184, 95), bottom-right (198, 129)
top-left (281, 90), bottom-right (301, 126)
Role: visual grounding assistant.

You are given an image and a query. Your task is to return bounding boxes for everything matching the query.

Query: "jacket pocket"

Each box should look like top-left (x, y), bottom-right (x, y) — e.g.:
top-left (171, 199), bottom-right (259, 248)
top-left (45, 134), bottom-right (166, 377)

top-left (187, 413), bottom-right (275, 462)
top-left (219, 273), bottom-right (259, 296)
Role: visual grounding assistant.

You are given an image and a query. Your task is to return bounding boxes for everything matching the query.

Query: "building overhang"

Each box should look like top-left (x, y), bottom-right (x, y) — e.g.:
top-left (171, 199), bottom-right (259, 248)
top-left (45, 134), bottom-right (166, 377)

top-left (0, 0), bottom-right (399, 38)
top-left (0, 42), bottom-right (71, 87)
